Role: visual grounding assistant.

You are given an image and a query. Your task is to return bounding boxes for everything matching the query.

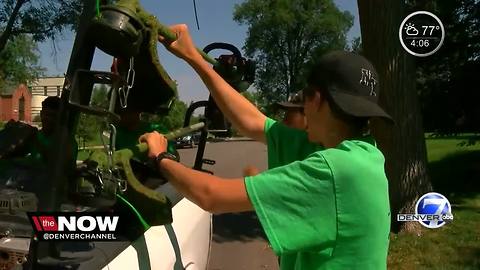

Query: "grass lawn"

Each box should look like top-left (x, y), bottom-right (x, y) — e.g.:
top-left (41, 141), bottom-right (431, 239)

top-left (388, 136), bottom-right (480, 269)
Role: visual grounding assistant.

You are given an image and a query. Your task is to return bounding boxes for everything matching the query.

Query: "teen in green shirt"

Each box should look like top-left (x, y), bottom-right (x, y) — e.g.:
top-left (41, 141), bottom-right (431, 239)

top-left (246, 117), bottom-right (390, 269)
top-left (140, 24), bottom-right (392, 269)
top-left (244, 89), bottom-right (308, 176)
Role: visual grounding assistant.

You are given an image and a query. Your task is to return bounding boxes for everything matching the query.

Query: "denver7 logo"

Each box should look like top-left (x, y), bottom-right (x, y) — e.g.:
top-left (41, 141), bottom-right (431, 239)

top-left (415, 192), bottom-right (453, 228)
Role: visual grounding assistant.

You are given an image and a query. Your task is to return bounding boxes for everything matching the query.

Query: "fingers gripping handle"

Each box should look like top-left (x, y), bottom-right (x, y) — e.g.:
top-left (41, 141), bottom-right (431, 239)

top-left (156, 23), bottom-right (217, 65)
top-left (113, 123), bottom-right (204, 225)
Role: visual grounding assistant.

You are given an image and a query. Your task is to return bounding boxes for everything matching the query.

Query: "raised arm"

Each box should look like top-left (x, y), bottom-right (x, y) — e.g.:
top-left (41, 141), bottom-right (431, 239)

top-left (159, 24), bottom-right (267, 143)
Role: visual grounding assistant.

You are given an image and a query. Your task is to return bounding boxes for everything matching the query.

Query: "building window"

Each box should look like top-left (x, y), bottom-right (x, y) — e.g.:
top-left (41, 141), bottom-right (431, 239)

top-left (44, 86), bottom-right (48, 96)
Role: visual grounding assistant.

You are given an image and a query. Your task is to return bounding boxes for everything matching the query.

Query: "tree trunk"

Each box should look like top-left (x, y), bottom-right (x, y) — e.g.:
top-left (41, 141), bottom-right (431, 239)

top-left (357, 0), bottom-right (432, 233)
top-left (0, 0), bottom-right (27, 53)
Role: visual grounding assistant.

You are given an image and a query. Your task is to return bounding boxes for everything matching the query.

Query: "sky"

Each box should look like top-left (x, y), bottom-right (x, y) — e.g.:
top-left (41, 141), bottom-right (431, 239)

top-left (38, 0), bottom-right (361, 104)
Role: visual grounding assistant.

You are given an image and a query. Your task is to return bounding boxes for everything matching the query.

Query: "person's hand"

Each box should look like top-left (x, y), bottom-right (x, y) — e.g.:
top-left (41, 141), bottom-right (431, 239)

top-left (243, 165), bottom-right (260, 177)
top-left (158, 24), bottom-right (201, 62)
top-left (139, 131), bottom-right (168, 159)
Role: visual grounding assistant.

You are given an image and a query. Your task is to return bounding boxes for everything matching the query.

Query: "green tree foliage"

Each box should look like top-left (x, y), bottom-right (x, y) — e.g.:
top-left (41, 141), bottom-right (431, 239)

top-left (76, 113), bottom-right (101, 148)
top-left (76, 85), bottom-right (110, 146)
top-left (89, 84), bottom-right (110, 108)
top-left (0, 0), bottom-right (81, 53)
top-left (0, 34), bottom-right (44, 90)
top-left (349, 36), bottom-right (362, 53)
top-left (144, 99), bottom-right (189, 131)
top-left (410, 0), bottom-right (480, 135)
top-left (233, 0), bottom-right (353, 115)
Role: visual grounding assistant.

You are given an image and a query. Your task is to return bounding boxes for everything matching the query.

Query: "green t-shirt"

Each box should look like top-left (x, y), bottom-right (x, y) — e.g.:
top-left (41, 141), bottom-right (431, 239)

top-left (265, 117), bottom-right (323, 169)
top-left (245, 118), bottom-right (390, 270)
top-left (29, 132), bottom-right (78, 165)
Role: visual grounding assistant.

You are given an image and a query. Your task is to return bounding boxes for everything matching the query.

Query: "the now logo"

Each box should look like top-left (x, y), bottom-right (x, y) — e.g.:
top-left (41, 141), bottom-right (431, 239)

top-left (58, 216), bottom-right (119, 232)
top-left (31, 215), bottom-right (119, 232)
top-left (28, 213), bottom-right (122, 241)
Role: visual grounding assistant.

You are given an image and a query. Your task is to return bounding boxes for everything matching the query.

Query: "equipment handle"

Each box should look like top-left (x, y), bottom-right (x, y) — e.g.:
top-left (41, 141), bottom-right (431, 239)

top-left (135, 122), bottom-right (206, 153)
top-left (157, 23), bottom-right (217, 65)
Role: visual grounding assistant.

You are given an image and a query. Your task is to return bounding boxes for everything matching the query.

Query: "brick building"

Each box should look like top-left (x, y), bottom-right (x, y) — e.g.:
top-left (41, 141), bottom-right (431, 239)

top-left (0, 84), bottom-right (32, 123)
top-left (0, 77), bottom-right (64, 123)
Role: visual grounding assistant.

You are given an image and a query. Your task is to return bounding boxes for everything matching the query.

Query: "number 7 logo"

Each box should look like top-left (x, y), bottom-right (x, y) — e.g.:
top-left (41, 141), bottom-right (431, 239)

top-left (416, 192), bottom-right (453, 228)
top-left (422, 198), bottom-right (447, 227)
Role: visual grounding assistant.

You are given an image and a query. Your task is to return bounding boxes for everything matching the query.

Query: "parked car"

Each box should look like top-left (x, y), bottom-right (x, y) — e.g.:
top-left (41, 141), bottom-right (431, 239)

top-left (176, 135), bottom-right (195, 148)
top-left (176, 132), bottom-right (202, 148)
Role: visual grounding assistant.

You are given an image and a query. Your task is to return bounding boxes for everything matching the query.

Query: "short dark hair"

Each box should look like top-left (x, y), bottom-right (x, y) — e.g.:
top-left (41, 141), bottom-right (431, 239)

top-left (42, 96), bottom-right (61, 110)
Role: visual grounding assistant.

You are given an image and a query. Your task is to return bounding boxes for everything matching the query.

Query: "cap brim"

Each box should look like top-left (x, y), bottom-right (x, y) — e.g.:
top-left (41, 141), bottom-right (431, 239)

top-left (276, 101), bottom-right (304, 109)
top-left (329, 91), bottom-right (394, 123)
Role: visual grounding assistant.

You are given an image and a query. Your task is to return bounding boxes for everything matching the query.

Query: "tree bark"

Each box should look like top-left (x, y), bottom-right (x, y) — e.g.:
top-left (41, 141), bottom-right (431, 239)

top-left (357, 0), bottom-right (432, 233)
top-left (0, 0), bottom-right (28, 54)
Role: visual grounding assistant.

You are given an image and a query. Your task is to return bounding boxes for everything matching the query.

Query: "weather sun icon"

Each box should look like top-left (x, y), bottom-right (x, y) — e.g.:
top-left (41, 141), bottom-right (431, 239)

top-left (404, 23), bottom-right (419, 36)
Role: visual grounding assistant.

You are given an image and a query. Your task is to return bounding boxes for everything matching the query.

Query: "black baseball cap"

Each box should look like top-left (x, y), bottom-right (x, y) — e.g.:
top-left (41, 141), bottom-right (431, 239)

top-left (276, 90), bottom-right (304, 109)
top-left (307, 51), bottom-right (393, 122)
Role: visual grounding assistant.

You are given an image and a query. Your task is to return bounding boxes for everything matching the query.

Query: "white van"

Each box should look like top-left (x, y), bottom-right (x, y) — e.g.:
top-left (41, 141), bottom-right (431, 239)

top-left (103, 183), bottom-right (212, 270)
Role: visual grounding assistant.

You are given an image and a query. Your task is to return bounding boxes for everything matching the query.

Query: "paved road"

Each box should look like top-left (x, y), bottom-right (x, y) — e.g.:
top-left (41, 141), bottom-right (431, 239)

top-left (177, 140), bottom-right (279, 270)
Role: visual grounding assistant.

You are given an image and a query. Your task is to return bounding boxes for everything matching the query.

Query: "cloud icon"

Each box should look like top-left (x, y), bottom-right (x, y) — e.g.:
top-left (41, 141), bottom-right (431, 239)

top-left (405, 23), bottom-right (419, 36)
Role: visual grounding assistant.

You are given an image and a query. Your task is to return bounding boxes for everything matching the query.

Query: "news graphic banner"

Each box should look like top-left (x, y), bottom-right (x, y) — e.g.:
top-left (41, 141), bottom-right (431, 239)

top-left (397, 192), bottom-right (454, 229)
top-left (28, 213), bottom-right (121, 241)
